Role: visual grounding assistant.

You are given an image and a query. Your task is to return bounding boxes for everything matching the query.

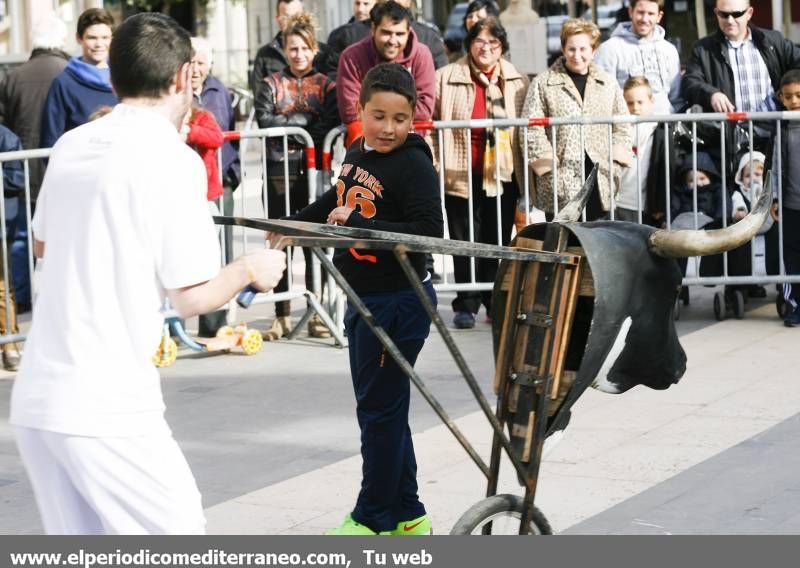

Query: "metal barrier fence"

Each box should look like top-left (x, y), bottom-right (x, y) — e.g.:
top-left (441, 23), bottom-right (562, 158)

top-left (4, 110), bottom-right (800, 351)
top-left (0, 147), bottom-right (46, 349)
top-left (0, 126), bottom-right (346, 352)
top-left (212, 126), bottom-right (345, 346)
top-left (319, 110), bottom-right (800, 301)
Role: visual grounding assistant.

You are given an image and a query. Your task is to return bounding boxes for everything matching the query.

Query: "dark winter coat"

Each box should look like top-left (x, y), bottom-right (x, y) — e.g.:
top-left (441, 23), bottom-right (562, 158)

top-left (196, 74), bottom-right (240, 186)
top-left (0, 48), bottom-right (69, 201)
top-left (681, 25), bottom-right (800, 112)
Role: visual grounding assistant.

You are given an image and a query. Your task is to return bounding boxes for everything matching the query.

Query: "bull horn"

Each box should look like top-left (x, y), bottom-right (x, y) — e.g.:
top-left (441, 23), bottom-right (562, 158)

top-left (554, 165), bottom-right (598, 223)
top-left (648, 171), bottom-right (773, 258)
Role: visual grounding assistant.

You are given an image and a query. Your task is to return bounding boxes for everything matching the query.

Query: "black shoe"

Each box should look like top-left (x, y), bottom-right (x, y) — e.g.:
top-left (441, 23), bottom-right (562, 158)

top-left (453, 311), bottom-right (475, 329)
top-left (784, 309), bottom-right (800, 327)
top-left (16, 302), bottom-right (31, 315)
top-left (748, 285), bottom-right (767, 298)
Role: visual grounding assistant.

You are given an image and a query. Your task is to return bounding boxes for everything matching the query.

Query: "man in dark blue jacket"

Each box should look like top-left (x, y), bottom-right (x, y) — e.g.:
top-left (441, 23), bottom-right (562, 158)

top-left (0, 124), bottom-right (24, 371)
top-left (39, 8), bottom-right (118, 148)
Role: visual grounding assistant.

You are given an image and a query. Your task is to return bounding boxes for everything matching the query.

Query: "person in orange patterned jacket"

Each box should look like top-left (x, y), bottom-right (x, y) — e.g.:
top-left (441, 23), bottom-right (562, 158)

top-left (254, 11), bottom-right (339, 341)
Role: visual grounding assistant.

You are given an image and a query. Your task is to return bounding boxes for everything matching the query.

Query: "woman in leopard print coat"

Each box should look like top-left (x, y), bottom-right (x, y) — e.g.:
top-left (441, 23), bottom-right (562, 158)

top-left (522, 18), bottom-right (632, 218)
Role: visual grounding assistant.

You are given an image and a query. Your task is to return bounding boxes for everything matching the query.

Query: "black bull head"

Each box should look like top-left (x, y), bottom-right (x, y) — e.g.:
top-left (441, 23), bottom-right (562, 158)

top-left (495, 169), bottom-right (772, 399)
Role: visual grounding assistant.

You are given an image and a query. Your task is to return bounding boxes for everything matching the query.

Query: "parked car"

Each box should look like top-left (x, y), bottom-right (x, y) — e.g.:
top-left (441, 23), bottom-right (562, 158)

top-left (582, 2), bottom-right (624, 40)
top-left (544, 14), bottom-right (570, 65)
top-left (444, 2), bottom-right (469, 45)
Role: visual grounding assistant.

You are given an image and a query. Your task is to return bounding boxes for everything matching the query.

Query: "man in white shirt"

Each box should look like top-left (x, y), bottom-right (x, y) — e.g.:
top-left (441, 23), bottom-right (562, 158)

top-left (9, 13), bottom-right (286, 535)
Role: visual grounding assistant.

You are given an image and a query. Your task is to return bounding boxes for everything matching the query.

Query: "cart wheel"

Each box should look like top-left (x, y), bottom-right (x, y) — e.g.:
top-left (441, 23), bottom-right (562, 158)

top-left (776, 294), bottom-right (792, 318)
top-left (673, 297), bottom-right (681, 321)
top-left (152, 337), bottom-right (178, 368)
top-left (450, 494), bottom-right (552, 535)
top-left (713, 292), bottom-right (725, 321)
top-left (241, 329), bottom-right (263, 355)
top-left (733, 289), bottom-right (745, 319)
top-left (216, 326), bottom-right (235, 338)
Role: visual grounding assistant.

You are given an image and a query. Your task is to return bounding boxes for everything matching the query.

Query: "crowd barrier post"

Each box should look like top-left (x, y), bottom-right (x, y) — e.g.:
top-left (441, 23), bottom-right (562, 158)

top-left (0, 147), bottom-right (51, 349)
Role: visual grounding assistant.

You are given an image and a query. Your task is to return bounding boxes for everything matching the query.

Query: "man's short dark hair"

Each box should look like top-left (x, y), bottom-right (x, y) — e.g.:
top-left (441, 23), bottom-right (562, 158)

top-left (277, 0), bottom-right (303, 16)
top-left (370, 1), bottom-right (412, 27)
top-left (358, 63), bottom-right (416, 108)
top-left (77, 8), bottom-right (115, 38)
top-left (464, 16), bottom-right (509, 54)
top-left (463, 0), bottom-right (499, 30)
top-left (109, 13), bottom-right (192, 99)
top-left (781, 69), bottom-right (800, 90)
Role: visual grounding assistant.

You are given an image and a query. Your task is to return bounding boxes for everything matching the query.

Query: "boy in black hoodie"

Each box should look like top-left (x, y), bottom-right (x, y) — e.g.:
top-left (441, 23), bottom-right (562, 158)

top-left (292, 63), bottom-right (443, 535)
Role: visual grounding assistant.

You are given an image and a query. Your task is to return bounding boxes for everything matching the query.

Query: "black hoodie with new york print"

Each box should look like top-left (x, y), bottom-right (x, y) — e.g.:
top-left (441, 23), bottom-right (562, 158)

top-left (294, 133), bottom-right (443, 294)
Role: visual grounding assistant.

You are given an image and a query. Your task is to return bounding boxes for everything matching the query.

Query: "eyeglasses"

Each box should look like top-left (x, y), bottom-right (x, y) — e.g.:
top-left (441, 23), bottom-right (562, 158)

top-left (473, 38), bottom-right (501, 50)
top-left (716, 9), bottom-right (748, 20)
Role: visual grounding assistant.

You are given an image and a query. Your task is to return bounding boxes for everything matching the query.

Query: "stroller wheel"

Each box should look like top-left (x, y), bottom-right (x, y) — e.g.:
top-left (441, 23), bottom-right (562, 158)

top-left (733, 289), bottom-right (745, 319)
top-left (673, 297), bottom-right (681, 321)
top-left (714, 292), bottom-right (725, 321)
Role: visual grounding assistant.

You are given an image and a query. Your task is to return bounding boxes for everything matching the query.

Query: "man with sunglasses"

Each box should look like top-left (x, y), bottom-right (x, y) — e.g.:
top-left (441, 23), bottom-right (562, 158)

top-left (681, 0), bottom-right (800, 174)
top-left (682, 0), bottom-right (800, 116)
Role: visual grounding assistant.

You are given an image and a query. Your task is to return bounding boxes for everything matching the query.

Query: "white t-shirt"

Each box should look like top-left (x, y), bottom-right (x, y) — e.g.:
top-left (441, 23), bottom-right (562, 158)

top-left (617, 122), bottom-right (657, 212)
top-left (10, 103), bottom-right (221, 437)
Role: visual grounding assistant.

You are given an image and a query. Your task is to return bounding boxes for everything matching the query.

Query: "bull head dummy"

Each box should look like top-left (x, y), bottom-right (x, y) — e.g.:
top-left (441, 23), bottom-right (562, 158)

top-left (509, 169), bottom-right (771, 402)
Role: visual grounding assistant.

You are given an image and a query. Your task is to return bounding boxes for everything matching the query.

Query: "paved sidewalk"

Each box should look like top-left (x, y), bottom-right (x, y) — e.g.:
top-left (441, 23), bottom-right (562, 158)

top-left (1, 292), bottom-right (797, 535)
top-left (203, 301), bottom-right (800, 535)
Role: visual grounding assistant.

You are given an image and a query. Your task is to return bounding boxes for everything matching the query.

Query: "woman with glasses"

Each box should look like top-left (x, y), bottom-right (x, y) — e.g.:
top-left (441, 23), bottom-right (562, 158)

top-left (522, 18), bottom-right (632, 220)
top-left (432, 16), bottom-right (529, 329)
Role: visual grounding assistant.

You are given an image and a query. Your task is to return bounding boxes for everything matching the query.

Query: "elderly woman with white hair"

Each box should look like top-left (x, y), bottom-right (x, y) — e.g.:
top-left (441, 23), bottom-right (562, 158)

top-left (188, 36), bottom-right (242, 337)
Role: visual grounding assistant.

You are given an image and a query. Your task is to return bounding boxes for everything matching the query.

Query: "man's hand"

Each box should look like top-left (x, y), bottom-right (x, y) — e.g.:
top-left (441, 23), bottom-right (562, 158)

top-left (241, 249), bottom-right (286, 293)
top-left (710, 92), bottom-right (736, 113)
top-left (771, 202), bottom-right (780, 222)
top-left (327, 206), bottom-right (354, 226)
top-left (265, 231), bottom-right (286, 250)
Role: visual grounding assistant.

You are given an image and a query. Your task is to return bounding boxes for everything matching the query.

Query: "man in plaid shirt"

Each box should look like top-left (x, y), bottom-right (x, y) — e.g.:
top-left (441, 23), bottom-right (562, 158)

top-left (682, 0), bottom-right (800, 166)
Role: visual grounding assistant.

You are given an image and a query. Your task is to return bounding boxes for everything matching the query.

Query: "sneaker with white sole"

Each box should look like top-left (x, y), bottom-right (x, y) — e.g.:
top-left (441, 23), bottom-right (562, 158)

top-left (326, 514), bottom-right (390, 536)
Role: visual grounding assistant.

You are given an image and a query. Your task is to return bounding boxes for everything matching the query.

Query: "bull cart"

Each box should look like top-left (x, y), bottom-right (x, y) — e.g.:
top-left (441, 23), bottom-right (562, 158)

top-left (215, 172), bottom-right (768, 535)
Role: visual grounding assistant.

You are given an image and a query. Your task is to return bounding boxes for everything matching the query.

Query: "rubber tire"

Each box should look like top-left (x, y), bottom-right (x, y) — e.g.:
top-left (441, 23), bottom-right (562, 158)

top-left (713, 292), bottom-right (725, 321)
top-left (673, 298), bottom-right (681, 321)
top-left (450, 494), bottom-right (553, 535)
top-left (733, 289), bottom-right (745, 319)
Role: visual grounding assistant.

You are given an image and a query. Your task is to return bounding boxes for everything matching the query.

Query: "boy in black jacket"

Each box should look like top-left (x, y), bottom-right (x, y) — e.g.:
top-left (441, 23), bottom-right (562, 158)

top-left (293, 63), bottom-right (443, 534)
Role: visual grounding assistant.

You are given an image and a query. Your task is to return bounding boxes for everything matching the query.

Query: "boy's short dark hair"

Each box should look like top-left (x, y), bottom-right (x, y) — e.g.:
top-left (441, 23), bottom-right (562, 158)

top-left (623, 75), bottom-right (653, 94)
top-left (370, 1), bottom-right (412, 27)
top-left (464, 16), bottom-right (508, 54)
top-left (77, 8), bottom-right (115, 38)
top-left (109, 13), bottom-right (192, 99)
top-left (630, 0), bottom-right (665, 8)
top-left (358, 63), bottom-right (416, 109)
top-left (780, 69), bottom-right (800, 90)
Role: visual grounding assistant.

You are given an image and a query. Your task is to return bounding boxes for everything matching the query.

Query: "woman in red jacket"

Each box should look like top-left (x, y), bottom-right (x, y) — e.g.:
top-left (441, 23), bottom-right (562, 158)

top-left (181, 105), bottom-right (226, 336)
top-left (182, 106), bottom-right (224, 202)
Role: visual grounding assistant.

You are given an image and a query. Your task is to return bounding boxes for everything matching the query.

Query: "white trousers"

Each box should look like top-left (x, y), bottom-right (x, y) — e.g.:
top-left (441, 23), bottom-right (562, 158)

top-left (14, 426), bottom-right (206, 535)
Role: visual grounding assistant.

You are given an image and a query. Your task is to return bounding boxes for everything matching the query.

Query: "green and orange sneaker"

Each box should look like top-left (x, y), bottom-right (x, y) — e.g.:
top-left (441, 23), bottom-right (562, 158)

top-left (391, 514), bottom-right (433, 535)
top-left (326, 514), bottom-right (391, 536)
